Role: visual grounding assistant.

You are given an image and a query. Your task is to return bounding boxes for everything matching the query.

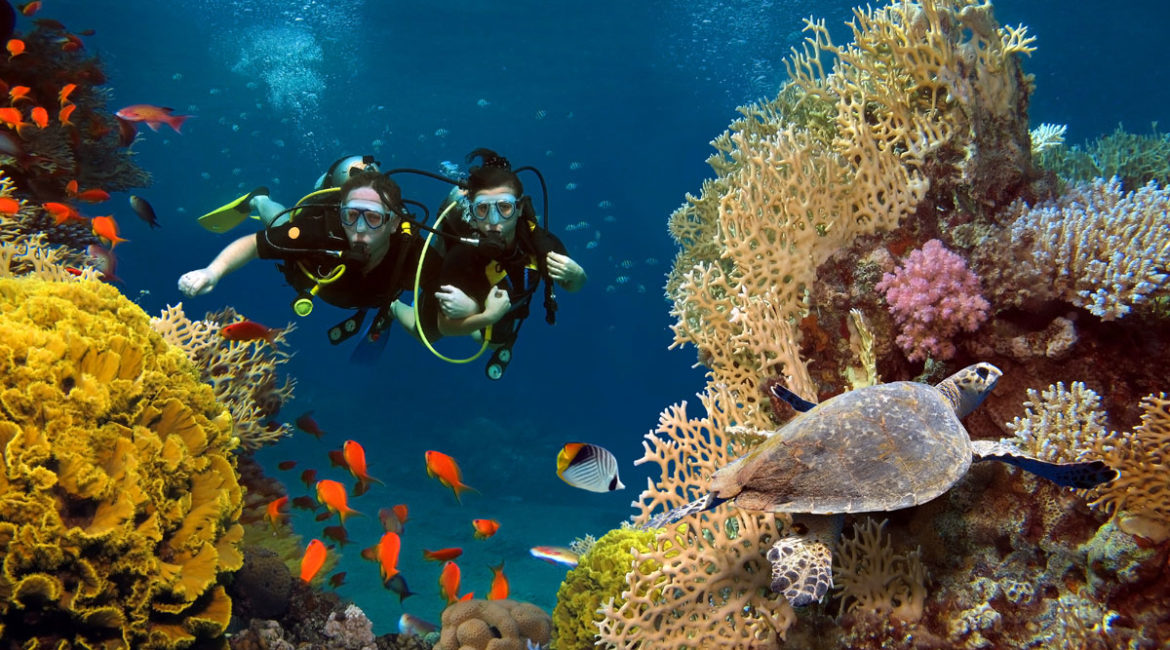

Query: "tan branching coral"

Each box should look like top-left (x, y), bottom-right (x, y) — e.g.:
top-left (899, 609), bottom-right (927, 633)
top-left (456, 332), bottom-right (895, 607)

top-left (150, 305), bottom-right (295, 450)
top-left (597, 399), bottom-right (795, 648)
top-left (834, 518), bottom-right (927, 623)
top-left (1007, 381), bottom-right (1110, 464)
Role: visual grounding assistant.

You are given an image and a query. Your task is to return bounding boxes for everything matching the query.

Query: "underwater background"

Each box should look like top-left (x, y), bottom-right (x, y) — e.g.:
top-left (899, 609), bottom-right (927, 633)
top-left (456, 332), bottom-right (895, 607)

top-left (1, 0), bottom-right (1168, 647)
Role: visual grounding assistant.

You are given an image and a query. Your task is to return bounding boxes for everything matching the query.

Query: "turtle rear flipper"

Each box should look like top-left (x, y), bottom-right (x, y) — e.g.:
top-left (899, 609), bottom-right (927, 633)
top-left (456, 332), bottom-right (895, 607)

top-left (766, 536), bottom-right (832, 606)
top-left (972, 440), bottom-right (1118, 489)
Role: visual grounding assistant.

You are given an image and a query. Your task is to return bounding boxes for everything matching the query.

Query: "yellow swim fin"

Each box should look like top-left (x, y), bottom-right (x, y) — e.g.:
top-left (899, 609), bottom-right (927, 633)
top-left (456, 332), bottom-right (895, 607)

top-left (197, 186), bottom-right (269, 233)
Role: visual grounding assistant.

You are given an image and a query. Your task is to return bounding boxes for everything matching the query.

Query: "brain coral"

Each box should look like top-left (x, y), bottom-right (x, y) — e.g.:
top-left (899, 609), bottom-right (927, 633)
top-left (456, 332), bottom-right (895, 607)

top-left (0, 277), bottom-right (244, 649)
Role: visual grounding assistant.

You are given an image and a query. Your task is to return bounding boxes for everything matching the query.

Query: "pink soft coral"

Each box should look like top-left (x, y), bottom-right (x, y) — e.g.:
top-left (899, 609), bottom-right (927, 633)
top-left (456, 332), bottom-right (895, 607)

top-left (875, 239), bottom-right (990, 362)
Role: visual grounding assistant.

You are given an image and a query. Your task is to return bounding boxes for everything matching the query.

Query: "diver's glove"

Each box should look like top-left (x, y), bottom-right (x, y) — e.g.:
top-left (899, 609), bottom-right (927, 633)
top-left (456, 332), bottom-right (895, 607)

top-left (177, 268), bottom-right (220, 297)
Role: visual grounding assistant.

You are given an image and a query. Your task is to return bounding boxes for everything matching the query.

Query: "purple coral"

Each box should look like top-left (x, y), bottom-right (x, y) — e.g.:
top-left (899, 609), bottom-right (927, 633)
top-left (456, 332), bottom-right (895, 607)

top-left (875, 239), bottom-right (990, 362)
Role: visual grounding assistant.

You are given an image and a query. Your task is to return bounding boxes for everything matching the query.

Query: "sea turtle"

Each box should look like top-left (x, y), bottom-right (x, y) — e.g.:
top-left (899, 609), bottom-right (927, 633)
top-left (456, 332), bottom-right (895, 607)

top-left (646, 363), bottom-right (1117, 607)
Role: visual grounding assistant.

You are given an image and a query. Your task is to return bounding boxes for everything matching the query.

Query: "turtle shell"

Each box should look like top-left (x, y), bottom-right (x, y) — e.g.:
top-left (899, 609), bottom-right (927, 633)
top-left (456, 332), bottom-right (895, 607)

top-left (709, 381), bottom-right (973, 515)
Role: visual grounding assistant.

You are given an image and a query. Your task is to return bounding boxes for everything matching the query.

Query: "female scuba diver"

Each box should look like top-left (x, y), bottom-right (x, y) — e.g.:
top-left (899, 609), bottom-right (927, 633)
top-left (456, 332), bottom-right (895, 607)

top-left (434, 148), bottom-right (587, 378)
top-left (177, 169), bottom-right (442, 356)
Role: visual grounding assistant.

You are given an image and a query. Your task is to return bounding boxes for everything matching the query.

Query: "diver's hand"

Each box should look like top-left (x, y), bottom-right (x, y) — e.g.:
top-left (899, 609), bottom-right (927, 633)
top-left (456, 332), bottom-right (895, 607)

top-left (435, 285), bottom-right (479, 320)
top-left (483, 287), bottom-right (511, 322)
top-left (178, 268), bottom-right (219, 297)
top-left (547, 252), bottom-right (586, 291)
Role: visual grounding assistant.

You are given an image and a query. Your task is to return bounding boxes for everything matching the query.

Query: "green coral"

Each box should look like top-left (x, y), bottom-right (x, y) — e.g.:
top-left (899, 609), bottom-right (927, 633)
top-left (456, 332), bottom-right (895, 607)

top-left (551, 526), bottom-right (660, 650)
top-left (1037, 124), bottom-right (1170, 190)
top-left (0, 277), bottom-right (244, 649)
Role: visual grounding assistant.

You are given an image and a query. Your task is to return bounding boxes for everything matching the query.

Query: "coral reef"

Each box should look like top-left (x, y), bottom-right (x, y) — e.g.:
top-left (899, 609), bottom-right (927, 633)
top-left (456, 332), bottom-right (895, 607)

top-left (834, 518), bottom-right (927, 624)
top-left (0, 275), bottom-right (243, 648)
top-left (550, 526), bottom-right (659, 650)
top-left (1037, 124), bottom-right (1170, 191)
top-left (435, 599), bottom-right (551, 650)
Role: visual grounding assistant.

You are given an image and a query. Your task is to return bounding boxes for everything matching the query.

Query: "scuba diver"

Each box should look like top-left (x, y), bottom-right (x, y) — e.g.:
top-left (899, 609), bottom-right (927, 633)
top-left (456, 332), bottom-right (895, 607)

top-left (432, 148), bottom-right (587, 379)
top-left (177, 167), bottom-right (442, 361)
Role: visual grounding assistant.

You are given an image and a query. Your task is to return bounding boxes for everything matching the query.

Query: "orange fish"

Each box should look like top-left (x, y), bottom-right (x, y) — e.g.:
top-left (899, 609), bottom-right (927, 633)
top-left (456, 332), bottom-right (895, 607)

top-left (393, 503), bottom-right (409, 526)
top-left (65, 179), bottom-right (79, 197)
top-left (220, 319), bottom-right (280, 346)
top-left (59, 83), bottom-right (77, 106)
top-left (438, 561), bottom-right (463, 605)
top-left (422, 547), bottom-right (463, 563)
top-left (0, 107), bottom-right (28, 135)
top-left (91, 215), bottom-right (128, 248)
top-left (315, 479), bottom-right (362, 523)
top-left (265, 496), bottom-right (288, 530)
top-left (0, 196), bottom-right (21, 216)
top-left (295, 411), bottom-right (326, 438)
top-left (361, 531), bottom-right (401, 585)
top-left (472, 518), bottom-right (500, 540)
top-left (424, 450), bottom-right (476, 503)
top-left (76, 188), bottom-right (110, 203)
top-left (9, 86), bottom-right (32, 104)
top-left (59, 103), bottom-right (75, 126)
top-left (42, 202), bottom-right (83, 226)
top-left (487, 562), bottom-right (509, 600)
top-left (18, 2), bottom-right (41, 16)
top-left (6, 39), bottom-right (24, 59)
top-left (300, 539), bottom-right (327, 583)
top-left (115, 104), bottom-right (191, 133)
top-left (343, 440), bottom-right (384, 496)
top-left (30, 107), bottom-right (48, 129)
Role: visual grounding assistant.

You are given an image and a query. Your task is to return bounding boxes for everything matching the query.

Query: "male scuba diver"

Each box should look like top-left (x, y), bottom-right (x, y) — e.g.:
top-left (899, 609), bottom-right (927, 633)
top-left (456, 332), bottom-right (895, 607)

top-left (178, 166), bottom-right (442, 361)
top-left (433, 148), bottom-right (587, 379)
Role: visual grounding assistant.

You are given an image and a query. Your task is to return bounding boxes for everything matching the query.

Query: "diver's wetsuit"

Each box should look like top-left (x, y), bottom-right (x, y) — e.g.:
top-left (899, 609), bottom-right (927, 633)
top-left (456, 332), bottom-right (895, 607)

top-left (255, 206), bottom-right (443, 339)
top-left (439, 221), bottom-right (567, 343)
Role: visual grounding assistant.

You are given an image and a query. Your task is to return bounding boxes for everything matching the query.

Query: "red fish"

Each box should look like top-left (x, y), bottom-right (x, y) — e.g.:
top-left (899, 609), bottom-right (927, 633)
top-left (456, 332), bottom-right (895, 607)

top-left (58, 34), bottom-right (83, 52)
top-left (290, 495), bottom-right (317, 511)
top-left (424, 450), bottom-right (476, 503)
top-left (299, 468), bottom-right (318, 488)
top-left (472, 518), bottom-right (500, 540)
top-left (115, 104), bottom-right (191, 133)
top-left (90, 215), bottom-right (128, 248)
top-left (315, 479), bottom-right (361, 523)
top-left (65, 179), bottom-right (79, 197)
top-left (327, 449), bottom-right (348, 469)
top-left (42, 202), bottom-right (83, 226)
top-left (487, 562), bottom-right (509, 600)
top-left (393, 504), bottom-right (409, 526)
top-left (276, 460), bottom-right (296, 471)
top-left (300, 539), bottom-right (327, 583)
top-left (58, 83), bottom-right (76, 106)
top-left (75, 188), bottom-right (110, 203)
top-left (220, 319), bottom-right (280, 346)
top-left (0, 107), bottom-right (28, 135)
top-left (328, 572), bottom-right (347, 589)
top-left (343, 440), bottom-right (384, 496)
top-left (115, 116), bottom-right (136, 146)
top-left (6, 39), bottom-right (25, 59)
top-left (0, 197), bottom-right (21, 216)
top-left (422, 547), bottom-right (463, 563)
top-left (295, 411), bottom-right (326, 438)
top-left (265, 496), bottom-right (288, 530)
top-left (19, 2), bottom-right (41, 16)
top-left (361, 531), bottom-right (401, 585)
top-left (86, 244), bottom-right (120, 284)
top-left (9, 86), bottom-right (31, 103)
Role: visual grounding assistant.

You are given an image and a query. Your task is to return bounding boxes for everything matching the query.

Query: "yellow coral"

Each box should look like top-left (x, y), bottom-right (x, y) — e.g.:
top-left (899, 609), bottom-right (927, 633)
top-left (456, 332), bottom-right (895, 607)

top-left (834, 518), bottom-right (927, 623)
top-left (0, 276), bottom-right (243, 649)
top-left (1086, 394), bottom-right (1170, 542)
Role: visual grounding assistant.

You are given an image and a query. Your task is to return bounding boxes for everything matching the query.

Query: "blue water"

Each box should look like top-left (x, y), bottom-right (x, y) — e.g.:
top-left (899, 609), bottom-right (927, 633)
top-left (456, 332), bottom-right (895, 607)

top-left (40, 0), bottom-right (1169, 636)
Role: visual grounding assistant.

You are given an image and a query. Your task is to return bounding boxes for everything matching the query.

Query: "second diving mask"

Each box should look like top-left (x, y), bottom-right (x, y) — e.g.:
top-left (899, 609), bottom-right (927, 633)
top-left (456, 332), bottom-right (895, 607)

top-left (340, 200), bottom-right (389, 230)
top-left (471, 193), bottom-right (519, 225)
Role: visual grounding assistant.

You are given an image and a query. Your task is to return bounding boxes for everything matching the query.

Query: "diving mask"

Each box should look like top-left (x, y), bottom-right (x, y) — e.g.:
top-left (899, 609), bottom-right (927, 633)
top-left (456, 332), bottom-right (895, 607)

top-left (340, 199), bottom-right (388, 230)
top-left (471, 193), bottom-right (519, 225)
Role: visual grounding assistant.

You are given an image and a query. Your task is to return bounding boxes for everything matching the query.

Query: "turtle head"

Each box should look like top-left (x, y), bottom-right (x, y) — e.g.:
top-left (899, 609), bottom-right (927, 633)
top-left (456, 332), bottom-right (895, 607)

top-left (938, 362), bottom-right (1002, 418)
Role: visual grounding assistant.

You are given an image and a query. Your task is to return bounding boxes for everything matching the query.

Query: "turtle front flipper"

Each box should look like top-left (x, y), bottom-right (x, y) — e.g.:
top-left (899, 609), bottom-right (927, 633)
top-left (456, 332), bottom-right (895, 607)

top-left (643, 493), bottom-right (728, 529)
top-left (971, 440), bottom-right (1118, 489)
top-left (766, 536), bottom-right (833, 606)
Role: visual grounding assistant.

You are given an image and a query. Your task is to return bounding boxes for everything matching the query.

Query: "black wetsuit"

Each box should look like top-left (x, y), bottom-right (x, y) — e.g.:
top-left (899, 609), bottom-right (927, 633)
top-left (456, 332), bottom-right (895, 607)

top-left (439, 221), bottom-right (566, 344)
top-left (255, 207), bottom-right (442, 338)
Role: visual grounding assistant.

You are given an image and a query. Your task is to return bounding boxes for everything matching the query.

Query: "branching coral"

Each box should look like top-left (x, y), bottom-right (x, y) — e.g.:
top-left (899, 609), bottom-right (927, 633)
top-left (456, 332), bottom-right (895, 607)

top-left (150, 305), bottom-right (295, 450)
top-left (1007, 177), bottom-right (1170, 320)
top-left (0, 276), bottom-right (243, 648)
top-left (834, 518), bottom-right (927, 624)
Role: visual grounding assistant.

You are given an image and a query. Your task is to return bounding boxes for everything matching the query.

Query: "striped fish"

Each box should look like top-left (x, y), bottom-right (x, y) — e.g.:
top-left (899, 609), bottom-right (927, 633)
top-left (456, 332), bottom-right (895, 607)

top-left (556, 442), bottom-right (624, 492)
